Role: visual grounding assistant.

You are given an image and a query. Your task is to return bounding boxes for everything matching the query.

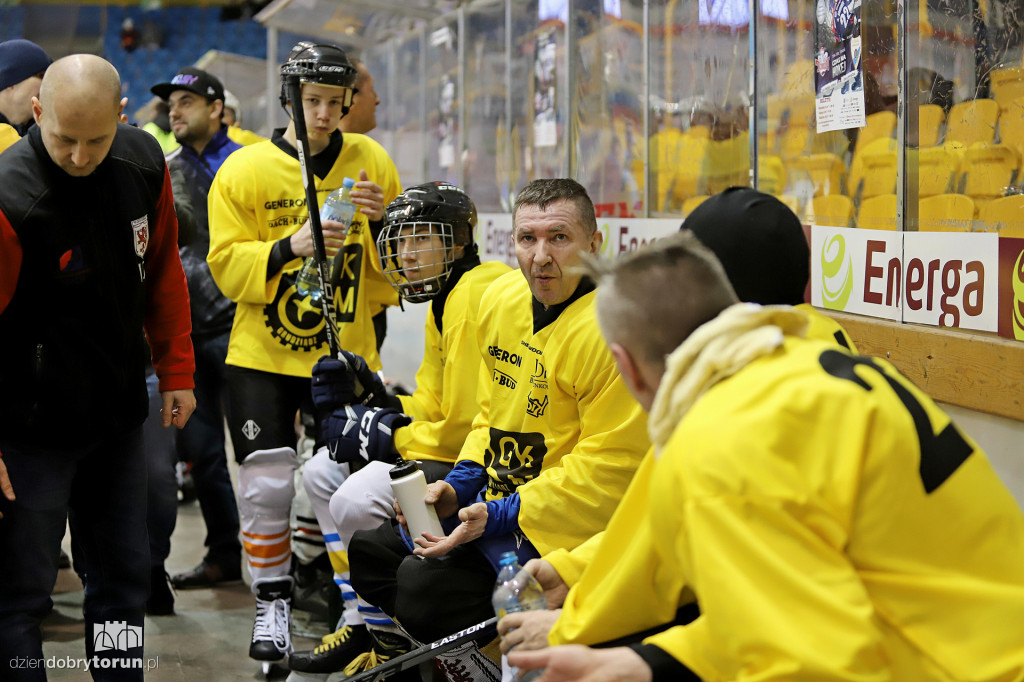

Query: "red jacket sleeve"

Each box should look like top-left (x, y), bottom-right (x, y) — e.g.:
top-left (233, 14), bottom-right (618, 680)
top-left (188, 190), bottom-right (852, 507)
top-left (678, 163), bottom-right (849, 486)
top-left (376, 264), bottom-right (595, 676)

top-left (144, 164), bottom-right (195, 392)
top-left (0, 209), bottom-right (20, 316)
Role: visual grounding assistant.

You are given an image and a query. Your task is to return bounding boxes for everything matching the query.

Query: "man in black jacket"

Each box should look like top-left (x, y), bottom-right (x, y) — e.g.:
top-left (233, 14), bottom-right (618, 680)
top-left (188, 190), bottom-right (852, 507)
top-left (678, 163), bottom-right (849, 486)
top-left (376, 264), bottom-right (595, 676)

top-left (149, 67), bottom-right (245, 594)
top-left (0, 54), bottom-right (196, 680)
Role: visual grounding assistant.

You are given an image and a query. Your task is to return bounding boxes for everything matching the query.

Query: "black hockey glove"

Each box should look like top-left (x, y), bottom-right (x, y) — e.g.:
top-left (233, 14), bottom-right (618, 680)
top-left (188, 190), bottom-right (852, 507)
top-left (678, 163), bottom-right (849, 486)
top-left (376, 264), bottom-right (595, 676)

top-left (322, 405), bottom-right (411, 464)
top-left (311, 351), bottom-right (388, 412)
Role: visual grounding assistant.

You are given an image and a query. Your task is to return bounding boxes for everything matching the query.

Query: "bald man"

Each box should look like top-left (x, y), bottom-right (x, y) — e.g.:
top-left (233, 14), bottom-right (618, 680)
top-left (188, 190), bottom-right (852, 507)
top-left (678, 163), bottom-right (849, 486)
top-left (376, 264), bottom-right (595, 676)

top-left (0, 55), bottom-right (196, 680)
top-left (338, 59), bottom-right (380, 134)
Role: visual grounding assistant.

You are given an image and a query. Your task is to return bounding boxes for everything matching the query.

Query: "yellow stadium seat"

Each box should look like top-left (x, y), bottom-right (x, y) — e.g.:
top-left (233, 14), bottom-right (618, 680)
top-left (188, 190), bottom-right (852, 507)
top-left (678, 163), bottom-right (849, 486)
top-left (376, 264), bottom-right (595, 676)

top-left (917, 145), bottom-right (961, 196)
top-left (961, 142), bottom-right (1019, 201)
top-left (786, 96), bottom-right (816, 129)
top-left (779, 126), bottom-right (812, 161)
top-left (998, 98), bottom-right (1024, 161)
top-left (673, 134), bottom-right (710, 208)
top-left (978, 194), bottom-right (1024, 236)
top-left (919, 194), bottom-right (976, 232)
top-left (862, 150), bottom-right (898, 199)
top-left (807, 194), bottom-right (853, 227)
top-left (687, 124), bottom-right (711, 139)
top-left (849, 137), bottom-right (897, 200)
top-left (650, 126), bottom-right (685, 212)
top-left (857, 194), bottom-right (898, 230)
top-left (918, 104), bottom-right (944, 147)
top-left (946, 99), bottom-right (1000, 146)
top-left (990, 66), bottom-right (1024, 111)
top-left (793, 153), bottom-right (847, 197)
top-left (860, 111), bottom-right (897, 149)
top-left (758, 155), bottom-right (787, 197)
top-left (779, 194), bottom-right (801, 216)
top-left (781, 61), bottom-right (814, 96)
top-left (682, 195), bottom-right (711, 216)
top-left (707, 133), bottom-right (750, 194)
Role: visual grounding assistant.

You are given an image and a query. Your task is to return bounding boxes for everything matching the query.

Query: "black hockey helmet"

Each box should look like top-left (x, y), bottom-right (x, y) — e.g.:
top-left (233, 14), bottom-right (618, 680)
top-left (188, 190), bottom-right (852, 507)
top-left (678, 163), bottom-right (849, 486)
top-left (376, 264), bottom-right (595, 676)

top-left (279, 41), bottom-right (358, 113)
top-left (377, 182), bottom-right (478, 303)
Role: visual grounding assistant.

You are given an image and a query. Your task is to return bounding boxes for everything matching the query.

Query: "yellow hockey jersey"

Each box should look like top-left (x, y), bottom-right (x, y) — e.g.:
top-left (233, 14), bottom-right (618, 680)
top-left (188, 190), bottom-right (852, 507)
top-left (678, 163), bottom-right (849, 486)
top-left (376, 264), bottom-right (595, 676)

top-left (545, 303), bottom-right (857, 590)
top-left (207, 132), bottom-right (400, 375)
top-left (459, 270), bottom-right (650, 558)
top-left (555, 334), bottom-right (1024, 681)
top-left (394, 259), bottom-right (511, 463)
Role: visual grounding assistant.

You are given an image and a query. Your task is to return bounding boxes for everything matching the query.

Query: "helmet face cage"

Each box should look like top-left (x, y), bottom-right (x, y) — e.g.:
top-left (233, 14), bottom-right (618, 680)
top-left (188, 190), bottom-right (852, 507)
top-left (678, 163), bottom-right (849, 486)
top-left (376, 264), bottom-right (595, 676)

top-left (279, 42), bottom-right (358, 112)
top-left (377, 221), bottom-right (456, 304)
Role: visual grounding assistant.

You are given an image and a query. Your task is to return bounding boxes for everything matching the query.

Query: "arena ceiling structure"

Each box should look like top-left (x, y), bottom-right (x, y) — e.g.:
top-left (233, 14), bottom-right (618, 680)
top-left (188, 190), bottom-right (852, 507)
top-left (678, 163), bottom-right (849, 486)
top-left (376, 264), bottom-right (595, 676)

top-left (255, 0), bottom-right (459, 51)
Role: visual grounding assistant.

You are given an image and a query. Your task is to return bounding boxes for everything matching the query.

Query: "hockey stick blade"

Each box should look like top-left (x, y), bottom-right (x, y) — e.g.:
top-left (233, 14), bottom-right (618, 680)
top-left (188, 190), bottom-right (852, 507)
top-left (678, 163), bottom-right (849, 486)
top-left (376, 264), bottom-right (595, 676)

top-left (344, 617), bottom-right (498, 682)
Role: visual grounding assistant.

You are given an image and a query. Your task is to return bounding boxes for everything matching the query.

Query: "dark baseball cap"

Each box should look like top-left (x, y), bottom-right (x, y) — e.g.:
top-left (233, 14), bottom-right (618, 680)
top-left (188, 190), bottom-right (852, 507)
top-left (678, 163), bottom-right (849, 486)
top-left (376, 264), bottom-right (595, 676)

top-left (151, 67), bottom-right (224, 102)
top-left (680, 186), bottom-right (809, 306)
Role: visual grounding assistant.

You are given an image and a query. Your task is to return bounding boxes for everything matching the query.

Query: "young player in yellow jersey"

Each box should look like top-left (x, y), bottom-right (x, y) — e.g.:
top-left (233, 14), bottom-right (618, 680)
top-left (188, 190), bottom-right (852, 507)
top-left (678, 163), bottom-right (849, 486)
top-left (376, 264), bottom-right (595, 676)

top-left (346, 179), bottom-right (651, 680)
top-left (289, 182), bottom-right (510, 679)
top-left (206, 41), bottom-right (401, 668)
top-left (507, 232), bottom-right (1024, 682)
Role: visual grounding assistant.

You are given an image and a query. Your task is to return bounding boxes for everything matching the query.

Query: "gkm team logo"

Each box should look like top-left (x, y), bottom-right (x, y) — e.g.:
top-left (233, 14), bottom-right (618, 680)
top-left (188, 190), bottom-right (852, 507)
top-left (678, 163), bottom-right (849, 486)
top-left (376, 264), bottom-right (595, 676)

top-left (1013, 249), bottom-right (1024, 340)
top-left (483, 428), bottom-right (547, 496)
top-left (263, 273), bottom-right (328, 352)
top-left (821, 232), bottom-right (853, 310)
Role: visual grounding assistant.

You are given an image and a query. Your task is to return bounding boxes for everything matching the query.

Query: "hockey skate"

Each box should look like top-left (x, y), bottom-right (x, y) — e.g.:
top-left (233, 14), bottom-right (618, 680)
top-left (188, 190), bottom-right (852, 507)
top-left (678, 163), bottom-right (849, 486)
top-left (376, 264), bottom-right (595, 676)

top-left (287, 622), bottom-right (371, 679)
top-left (250, 576), bottom-right (295, 675)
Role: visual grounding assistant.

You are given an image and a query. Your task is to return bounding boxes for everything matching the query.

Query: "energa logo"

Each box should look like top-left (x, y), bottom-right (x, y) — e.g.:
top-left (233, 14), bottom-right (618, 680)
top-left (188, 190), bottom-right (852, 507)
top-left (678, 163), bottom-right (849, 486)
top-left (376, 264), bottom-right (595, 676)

top-left (1013, 249), bottom-right (1024, 340)
top-left (821, 232), bottom-right (853, 310)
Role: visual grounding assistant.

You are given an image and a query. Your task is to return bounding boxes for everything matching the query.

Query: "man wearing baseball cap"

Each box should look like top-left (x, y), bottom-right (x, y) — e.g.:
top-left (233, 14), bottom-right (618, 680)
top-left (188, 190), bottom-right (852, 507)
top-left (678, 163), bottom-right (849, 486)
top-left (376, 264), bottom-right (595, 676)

top-left (0, 39), bottom-right (52, 152)
top-left (150, 66), bottom-right (244, 604)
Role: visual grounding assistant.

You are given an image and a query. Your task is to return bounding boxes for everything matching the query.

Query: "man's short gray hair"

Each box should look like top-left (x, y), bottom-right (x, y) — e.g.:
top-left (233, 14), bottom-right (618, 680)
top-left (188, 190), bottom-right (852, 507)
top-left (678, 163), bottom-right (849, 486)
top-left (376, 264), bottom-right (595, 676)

top-left (513, 178), bottom-right (598, 235)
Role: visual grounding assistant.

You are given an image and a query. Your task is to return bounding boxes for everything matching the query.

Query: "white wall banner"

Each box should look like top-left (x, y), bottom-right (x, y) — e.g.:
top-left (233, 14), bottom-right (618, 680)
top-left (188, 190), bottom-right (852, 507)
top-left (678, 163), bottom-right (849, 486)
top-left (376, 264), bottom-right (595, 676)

top-left (477, 214), bottom-right (680, 267)
top-left (902, 231), bottom-right (999, 333)
top-left (811, 225), bottom-right (1001, 332)
top-left (811, 225), bottom-right (903, 321)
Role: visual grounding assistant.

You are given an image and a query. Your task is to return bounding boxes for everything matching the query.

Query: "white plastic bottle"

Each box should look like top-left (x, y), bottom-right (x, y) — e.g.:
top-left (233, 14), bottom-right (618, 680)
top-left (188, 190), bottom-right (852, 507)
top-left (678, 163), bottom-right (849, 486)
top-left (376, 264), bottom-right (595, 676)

top-left (492, 551), bottom-right (546, 681)
top-left (295, 176), bottom-right (357, 301)
top-left (389, 460), bottom-right (444, 542)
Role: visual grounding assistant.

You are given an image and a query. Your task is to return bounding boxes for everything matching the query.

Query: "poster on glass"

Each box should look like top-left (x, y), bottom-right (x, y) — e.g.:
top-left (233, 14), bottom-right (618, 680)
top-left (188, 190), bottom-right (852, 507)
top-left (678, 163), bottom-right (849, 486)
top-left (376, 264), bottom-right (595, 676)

top-left (813, 0), bottom-right (866, 133)
top-left (534, 28), bottom-right (557, 148)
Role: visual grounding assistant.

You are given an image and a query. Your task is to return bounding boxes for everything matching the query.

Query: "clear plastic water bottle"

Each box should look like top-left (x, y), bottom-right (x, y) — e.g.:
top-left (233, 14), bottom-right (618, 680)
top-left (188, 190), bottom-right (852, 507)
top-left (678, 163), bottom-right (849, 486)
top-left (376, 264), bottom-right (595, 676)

top-left (492, 551), bottom-right (546, 682)
top-left (295, 177), bottom-right (358, 302)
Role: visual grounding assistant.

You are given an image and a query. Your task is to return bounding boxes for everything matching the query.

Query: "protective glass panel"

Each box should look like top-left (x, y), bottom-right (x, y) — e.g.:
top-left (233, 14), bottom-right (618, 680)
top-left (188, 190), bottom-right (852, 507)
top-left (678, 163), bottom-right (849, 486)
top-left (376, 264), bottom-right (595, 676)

top-left (464, 3), bottom-right (508, 211)
top-left (511, 0), bottom-right (570, 198)
top-left (650, 0), bottom-right (752, 218)
top-left (755, 0), bottom-right (897, 229)
top-left (572, 0), bottom-right (646, 217)
top-left (392, 32), bottom-right (427, 186)
top-left (362, 45), bottom-right (394, 154)
top-left (911, 0), bottom-right (1024, 234)
top-left (425, 18), bottom-right (460, 184)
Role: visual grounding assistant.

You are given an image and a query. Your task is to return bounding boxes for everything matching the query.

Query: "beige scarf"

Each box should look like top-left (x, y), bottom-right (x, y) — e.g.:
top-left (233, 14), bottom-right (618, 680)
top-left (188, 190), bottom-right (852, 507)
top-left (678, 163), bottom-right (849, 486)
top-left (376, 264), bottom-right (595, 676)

top-left (648, 303), bottom-right (809, 452)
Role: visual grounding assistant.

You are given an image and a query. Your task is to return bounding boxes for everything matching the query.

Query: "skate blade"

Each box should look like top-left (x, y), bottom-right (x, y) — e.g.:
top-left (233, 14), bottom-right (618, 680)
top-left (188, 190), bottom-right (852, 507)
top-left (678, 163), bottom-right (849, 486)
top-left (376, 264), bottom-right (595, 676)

top-left (285, 671), bottom-right (329, 682)
top-left (259, 659), bottom-right (289, 678)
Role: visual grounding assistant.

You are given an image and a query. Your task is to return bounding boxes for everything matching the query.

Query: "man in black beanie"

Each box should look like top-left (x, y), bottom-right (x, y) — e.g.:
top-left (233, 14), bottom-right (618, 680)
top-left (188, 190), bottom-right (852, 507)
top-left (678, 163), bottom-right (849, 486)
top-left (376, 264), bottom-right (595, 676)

top-left (0, 39), bottom-right (52, 151)
top-left (680, 186), bottom-right (856, 350)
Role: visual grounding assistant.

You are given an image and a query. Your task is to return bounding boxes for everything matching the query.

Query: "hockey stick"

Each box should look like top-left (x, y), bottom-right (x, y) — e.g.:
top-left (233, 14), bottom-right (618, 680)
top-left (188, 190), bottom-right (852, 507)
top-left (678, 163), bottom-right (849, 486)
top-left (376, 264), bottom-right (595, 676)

top-left (345, 617), bottom-right (498, 682)
top-left (285, 75), bottom-right (342, 357)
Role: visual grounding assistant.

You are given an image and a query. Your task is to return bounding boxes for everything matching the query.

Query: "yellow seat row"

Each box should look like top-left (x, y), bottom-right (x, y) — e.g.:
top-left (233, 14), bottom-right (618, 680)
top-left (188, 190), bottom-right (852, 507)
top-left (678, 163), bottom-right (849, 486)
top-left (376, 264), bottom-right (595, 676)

top-left (806, 192), bottom-right (1024, 235)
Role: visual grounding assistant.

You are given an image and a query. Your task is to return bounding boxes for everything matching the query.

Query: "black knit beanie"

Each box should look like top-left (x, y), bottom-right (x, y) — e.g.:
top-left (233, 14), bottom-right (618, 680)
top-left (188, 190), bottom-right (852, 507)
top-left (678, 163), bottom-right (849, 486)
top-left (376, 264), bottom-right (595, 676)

top-left (680, 186), bottom-right (809, 305)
